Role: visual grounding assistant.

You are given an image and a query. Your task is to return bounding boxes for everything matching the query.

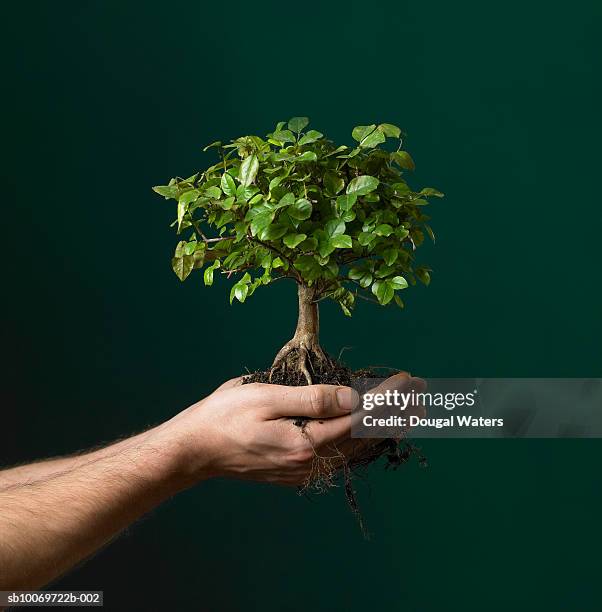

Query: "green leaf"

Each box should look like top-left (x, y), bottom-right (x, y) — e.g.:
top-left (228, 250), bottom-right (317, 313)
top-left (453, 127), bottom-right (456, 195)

top-left (220, 173), bottom-right (236, 197)
top-left (348, 267), bottom-right (364, 280)
top-left (178, 189), bottom-right (201, 205)
top-left (283, 233), bottom-right (307, 248)
top-left (358, 232), bottom-right (375, 246)
top-left (375, 264), bottom-right (395, 278)
top-left (394, 295), bottom-right (405, 309)
top-left (296, 151), bottom-right (318, 162)
top-left (330, 234), bottom-right (352, 249)
top-left (388, 276), bottom-right (408, 290)
top-left (360, 129), bottom-right (386, 148)
top-left (204, 261), bottom-right (220, 286)
top-left (352, 124), bottom-right (386, 148)
top-left (204, 186), bottom-right (222, 199)
top-left (174, 240), bottom-right (186, 257)
top-left (298, 237), bottom-right (318, 251)
top-left (236, 184), bottom-right (259, 202)
top-left (425, 224), bottom-right (436, 243)
top-left (203, 140), bottom-right (222, 151)
top-left (216, 210), bottom-right (234, 228)
top-left (294, 255), bottom-right (322, 280)
top-left (230, 282), bottom-right (249, 304)
top-left (317, 239), bottom-right (336, 258)
top-left (221, 196), bottom-right (235, 210)
top-left (416, 268), bottom-right (431, 285)
top-left (298, 130), bottom-right (323, 145)
top-left (392, 151), bottom-right (415, 171)
top-left (259, 223), bottom-right (288, 241)
top-left (410, 228), bottom-right (425, 246)
top-left (183, 241), bottom-right (197, 256)
top-left (419, 187), bottom-right (444, 198)
top-left (392, 182), bottom-right (411, 196)
top-left (336, 194), bottom-right (356, 213)
top-left (359, 273), bottom-right (373, 288)
top-left (271, 192), bottom-right (295, 210)
top-left (239, 154), bottom-right (259, 186)
top-left (396, 227), bottom-right (410, 240)
top-left (250, 210), bottom-right (275, 236)
top-left (269, 175), bottom-right (284, 191)
top-left (193, 249), bottom-right (205, 269)
top-left (289, 198), bottom-right (312, 220)
top-left (378, 123), bottom-right (401, 138)
top-left (346, 175), bottom-right (379, 196)
top-left (383, 247), bottom-right (398, 266)
top-left (176, 202), bottom-right (186, 232)
top-left (325, 218), bottom-right (345, 236)
top-left (153, 185), bottom-right (178, 199)
top-left (272, 129), bottom-right (296, 143)
top-left (288, 117), bottom-right (309, 133)
top-left (372, 280), bottom-right (394, 305)
top-left (172, 255), bottom-right (194, 281)
top-left (229, 273), bottom-right (252, 303)
top-left (352, 125), bottom-right (376, 143)
top-left (374, 224), bottom-right (394, 237)
top-left (324, 171), bottom-right (345, 195)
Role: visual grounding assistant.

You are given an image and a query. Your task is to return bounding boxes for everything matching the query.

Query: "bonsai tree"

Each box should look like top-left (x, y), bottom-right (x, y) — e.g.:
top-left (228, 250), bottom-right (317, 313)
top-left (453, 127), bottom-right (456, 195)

top-left (154, 118), bottom-right (442, 384)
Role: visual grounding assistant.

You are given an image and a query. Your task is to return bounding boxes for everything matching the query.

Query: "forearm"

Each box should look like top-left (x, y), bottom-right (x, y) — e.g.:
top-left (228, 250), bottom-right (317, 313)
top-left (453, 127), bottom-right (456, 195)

top-left (0, 432), bottom-right (155, 489)
top-left (0, 424), bottom-right (191, 589)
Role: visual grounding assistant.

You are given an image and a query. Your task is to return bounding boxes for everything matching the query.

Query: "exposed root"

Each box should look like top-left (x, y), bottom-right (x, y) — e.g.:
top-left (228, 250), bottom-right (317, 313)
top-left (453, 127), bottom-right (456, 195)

top-left (343, 461), bottom-right (369, 539)
top-left (268, 339), bottom-right (333, 386)
top-left (300, 435), bottom-right (345, 494)
top-left (297, 346), bottom-right (313, 385)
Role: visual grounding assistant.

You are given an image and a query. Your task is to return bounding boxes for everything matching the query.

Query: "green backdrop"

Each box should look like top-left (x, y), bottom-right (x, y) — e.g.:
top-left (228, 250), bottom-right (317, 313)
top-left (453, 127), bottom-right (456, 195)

top-left (3, 1), bottom-right (601, 610)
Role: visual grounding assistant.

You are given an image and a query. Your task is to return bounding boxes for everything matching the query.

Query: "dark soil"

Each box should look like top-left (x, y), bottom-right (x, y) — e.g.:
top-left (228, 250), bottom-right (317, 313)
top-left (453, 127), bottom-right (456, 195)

top-left (243, 351), bottom-right (426, 537)
top-left (244, 349), bottom-right (366, 386)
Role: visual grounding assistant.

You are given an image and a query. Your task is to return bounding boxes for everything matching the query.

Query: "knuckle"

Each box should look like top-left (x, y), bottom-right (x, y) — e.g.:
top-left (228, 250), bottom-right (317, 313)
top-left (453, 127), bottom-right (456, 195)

top-left (304, 386), bottom-right (328, 417)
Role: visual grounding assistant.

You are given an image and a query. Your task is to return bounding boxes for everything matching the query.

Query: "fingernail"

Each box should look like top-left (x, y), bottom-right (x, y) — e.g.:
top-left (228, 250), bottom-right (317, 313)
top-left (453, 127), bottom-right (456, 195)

top-left (336, 387), bottom-right (358, 412)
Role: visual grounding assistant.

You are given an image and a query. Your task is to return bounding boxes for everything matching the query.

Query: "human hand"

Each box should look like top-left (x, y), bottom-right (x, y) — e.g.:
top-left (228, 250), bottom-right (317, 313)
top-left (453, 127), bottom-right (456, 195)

top-left (156, 379), bottom-right (358, 487)
top-left (336, 372), bottom-right (427, 462)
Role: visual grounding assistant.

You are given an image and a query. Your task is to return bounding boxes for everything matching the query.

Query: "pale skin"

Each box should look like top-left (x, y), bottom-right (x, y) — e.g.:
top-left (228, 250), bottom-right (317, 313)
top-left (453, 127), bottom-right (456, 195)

top-left (0, 373), bottom-right (423, 591)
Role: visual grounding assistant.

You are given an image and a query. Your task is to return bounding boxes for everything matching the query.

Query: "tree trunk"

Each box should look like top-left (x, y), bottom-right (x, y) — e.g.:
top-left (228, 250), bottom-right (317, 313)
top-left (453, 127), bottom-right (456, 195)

top-left (293, 283), bottom-right (319, 350)
top-left (270, 283), bottom-right (329, 382)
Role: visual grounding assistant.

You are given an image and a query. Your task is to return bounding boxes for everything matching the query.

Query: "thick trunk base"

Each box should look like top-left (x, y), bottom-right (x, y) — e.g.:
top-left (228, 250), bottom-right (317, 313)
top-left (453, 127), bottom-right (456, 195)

top-left (269, 284), bottom-right (332, 385)
top-left (270, 337), bottom-right (332, 385)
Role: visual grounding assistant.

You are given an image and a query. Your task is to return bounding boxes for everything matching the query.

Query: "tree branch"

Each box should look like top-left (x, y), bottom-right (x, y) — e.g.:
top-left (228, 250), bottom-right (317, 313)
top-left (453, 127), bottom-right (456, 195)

top-left (250, 237), bottom-right (302, 282)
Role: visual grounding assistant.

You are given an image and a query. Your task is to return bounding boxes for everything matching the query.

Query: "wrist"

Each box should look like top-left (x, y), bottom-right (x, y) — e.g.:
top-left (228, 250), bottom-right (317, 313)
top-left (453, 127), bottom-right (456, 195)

top-left (144, 416), bottom-right (217, 491)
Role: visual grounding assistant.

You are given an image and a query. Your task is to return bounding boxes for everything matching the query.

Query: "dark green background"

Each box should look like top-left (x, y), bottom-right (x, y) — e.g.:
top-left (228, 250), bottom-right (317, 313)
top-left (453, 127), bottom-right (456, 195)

top-left (3, 1), bottom-right (601, 610)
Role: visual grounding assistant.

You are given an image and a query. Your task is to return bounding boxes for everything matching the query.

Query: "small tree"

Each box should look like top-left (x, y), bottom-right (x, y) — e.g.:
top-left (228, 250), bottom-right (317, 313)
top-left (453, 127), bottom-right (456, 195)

top-left (154, 118), bottom-right (442, 383)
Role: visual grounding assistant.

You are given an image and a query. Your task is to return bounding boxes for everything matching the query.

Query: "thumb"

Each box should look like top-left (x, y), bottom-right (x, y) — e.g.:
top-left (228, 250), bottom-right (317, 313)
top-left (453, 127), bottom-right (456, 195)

top-left (260, 384), bottom-right (359, 419)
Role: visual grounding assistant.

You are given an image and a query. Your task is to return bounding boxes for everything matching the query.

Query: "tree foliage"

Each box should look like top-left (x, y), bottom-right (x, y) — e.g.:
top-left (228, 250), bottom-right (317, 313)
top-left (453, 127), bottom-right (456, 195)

top-left (153, 118), bottom-right (443, 315)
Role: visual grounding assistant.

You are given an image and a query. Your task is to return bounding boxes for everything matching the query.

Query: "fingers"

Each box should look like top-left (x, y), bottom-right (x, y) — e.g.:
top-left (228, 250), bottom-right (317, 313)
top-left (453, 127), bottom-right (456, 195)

top-left (356, 373), bottom-right (427, 420)
top-left (302, 414), bottom-right (352, 448)
top-left (367, 372), bottom-right (423, 396)
top-left (251, 383), bottom-right (359, 419)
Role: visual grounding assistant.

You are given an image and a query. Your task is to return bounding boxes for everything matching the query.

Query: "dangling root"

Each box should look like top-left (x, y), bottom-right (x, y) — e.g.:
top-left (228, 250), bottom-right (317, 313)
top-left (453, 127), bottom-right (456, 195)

top-left (298, 424), bottom-right (345, 493)
top-left (297, 425), bottom-right (370, 537)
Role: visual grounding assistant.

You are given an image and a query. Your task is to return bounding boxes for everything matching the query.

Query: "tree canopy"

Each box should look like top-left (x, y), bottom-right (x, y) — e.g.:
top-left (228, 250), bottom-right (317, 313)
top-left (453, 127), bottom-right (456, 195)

top-left (153, 117), bottom-right (443, 315)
